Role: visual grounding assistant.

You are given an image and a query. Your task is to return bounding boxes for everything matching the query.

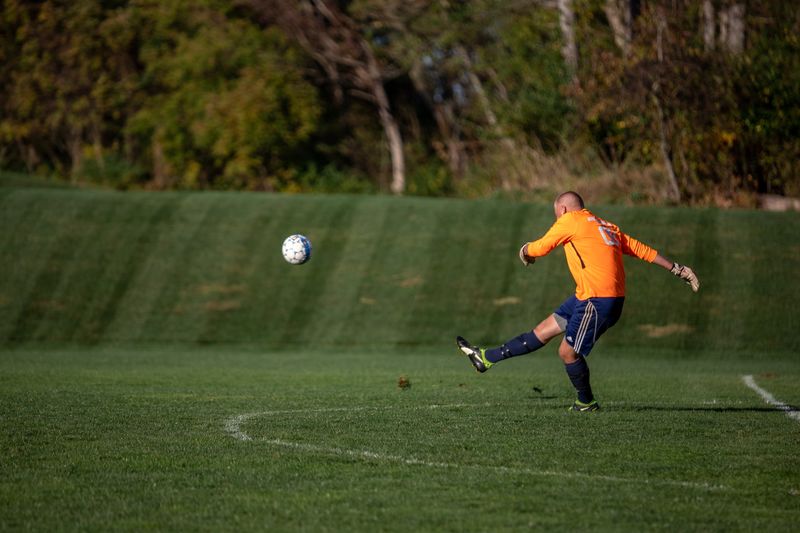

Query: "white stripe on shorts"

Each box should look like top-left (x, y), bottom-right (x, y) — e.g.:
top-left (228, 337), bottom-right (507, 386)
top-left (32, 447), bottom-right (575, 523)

top-left (574, 301), bottom-right (595, 354)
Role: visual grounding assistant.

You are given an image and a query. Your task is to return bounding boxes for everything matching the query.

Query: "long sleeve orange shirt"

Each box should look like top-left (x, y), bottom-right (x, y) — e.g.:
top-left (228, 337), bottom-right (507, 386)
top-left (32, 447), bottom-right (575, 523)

top-left (525, 209), bottom-right (658, 299)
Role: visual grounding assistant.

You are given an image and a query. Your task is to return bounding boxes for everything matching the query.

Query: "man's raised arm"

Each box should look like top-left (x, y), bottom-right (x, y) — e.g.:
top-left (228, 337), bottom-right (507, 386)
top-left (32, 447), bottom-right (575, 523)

top-left (519, 216), bottom-right (576, 266)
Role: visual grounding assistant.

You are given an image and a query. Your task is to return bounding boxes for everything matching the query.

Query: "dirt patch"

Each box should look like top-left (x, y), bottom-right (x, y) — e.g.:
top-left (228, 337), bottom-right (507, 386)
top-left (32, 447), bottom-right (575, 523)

top-left (33, 300), bottom-right (64, 311)
top-left (638, 323), bottom-right (694, 338)
top-left (399, 276), bottom-right (423, 288)
top-left (360, 297), bottom-right (376, 305)
top-left (196, 284), bottom-right (245, 295)
top-left (205, 300), bottom-right (240, 312)
top-left (493, 296), bottom-right (521, 306)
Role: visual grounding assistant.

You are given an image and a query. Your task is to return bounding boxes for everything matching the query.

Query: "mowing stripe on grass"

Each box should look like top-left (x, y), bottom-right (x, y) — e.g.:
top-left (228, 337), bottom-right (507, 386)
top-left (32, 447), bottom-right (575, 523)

top-left (224, 405), bottom-right (725, 492)
top-left (741, 375), bottom-right (800, 422)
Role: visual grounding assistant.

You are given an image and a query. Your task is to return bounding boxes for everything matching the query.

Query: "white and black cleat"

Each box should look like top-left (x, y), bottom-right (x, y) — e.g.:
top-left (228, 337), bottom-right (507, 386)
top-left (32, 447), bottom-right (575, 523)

top-left (456, 336), bottom-right (491, 373)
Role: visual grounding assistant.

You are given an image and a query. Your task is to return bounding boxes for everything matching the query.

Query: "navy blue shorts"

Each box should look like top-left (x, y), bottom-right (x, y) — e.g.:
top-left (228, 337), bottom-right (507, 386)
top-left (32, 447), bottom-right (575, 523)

top-left (553, 296), bottom-right (625, 356)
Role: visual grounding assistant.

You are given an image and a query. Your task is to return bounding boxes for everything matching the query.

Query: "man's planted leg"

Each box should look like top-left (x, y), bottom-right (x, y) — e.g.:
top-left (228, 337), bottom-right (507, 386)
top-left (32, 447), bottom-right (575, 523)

top-left (559, 340), bottom-right (599, 411)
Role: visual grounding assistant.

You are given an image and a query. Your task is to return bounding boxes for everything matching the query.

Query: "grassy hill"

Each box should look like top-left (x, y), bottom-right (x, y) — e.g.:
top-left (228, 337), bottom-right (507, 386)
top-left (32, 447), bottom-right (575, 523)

top-left (1, 185), bottom-right (799, 352)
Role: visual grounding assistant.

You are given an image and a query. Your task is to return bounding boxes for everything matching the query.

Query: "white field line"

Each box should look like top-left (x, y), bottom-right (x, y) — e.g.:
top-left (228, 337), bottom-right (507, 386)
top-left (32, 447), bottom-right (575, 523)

top-left (224, 404), bottom-right (725, 492)
top-left (742, 375), bottom-right (800, 423)
top-left (223, 404), bottom-right (472, 442)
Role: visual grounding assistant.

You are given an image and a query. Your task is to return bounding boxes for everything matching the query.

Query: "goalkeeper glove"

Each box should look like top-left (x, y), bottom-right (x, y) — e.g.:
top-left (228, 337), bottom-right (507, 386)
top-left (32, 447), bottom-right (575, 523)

top-left (519, 244), bottom-right (534, 266)
top-left (670, 262), bottom-right (700, 292)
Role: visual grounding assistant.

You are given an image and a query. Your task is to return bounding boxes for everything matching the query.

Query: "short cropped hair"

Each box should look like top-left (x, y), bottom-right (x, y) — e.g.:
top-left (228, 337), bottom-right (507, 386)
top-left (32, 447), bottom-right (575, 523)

top-left (556, 191), bottom-right (584, 209)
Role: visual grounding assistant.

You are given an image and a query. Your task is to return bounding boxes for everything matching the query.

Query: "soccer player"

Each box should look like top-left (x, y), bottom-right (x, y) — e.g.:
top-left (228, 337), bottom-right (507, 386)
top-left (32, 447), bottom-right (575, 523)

top-left (456, 191), bottom-right (699, 411)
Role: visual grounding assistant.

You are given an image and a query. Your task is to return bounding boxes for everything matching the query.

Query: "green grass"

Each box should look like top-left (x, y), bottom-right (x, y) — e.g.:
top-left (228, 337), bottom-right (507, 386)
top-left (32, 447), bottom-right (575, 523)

top-left (1, 185), bottom-right (799, 531)
top-left (1, 346), bottom-right (798, 531)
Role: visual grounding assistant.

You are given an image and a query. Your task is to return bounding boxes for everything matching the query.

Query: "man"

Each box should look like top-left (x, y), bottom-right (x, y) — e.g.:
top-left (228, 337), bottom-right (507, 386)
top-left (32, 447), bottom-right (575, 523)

top-left (456, 191), bottom-right (699, 411)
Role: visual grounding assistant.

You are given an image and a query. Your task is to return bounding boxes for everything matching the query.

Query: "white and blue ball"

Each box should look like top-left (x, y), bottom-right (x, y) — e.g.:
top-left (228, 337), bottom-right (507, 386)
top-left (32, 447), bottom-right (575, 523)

top-left (282, 234), bottom-right (312, 265)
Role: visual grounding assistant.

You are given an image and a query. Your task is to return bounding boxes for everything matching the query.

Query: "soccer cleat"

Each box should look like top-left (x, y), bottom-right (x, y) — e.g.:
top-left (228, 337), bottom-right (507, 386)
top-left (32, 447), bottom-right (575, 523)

top-left (456, 336), bottom-right (492, 373)
top-left (569, 399), bottom-right (600, 412)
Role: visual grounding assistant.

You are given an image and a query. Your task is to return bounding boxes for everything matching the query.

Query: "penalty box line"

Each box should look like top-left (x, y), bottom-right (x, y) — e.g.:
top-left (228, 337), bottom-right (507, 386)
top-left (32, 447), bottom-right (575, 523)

top-left (224, 404), bottom-right (726, 492)
top-left (741, 375), bottom-right (800, 423)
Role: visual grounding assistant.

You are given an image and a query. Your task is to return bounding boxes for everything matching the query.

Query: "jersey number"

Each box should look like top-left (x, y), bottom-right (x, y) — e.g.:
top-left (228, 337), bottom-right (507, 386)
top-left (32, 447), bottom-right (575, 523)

top-left (598, 226), bottom-right (620, 247)
top-left (588, 216), bottom-right (621, 247)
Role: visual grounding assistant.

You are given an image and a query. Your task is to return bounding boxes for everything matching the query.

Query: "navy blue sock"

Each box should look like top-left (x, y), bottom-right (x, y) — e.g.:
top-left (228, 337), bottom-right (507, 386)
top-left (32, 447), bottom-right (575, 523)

top-left (564, 356), bottom-right (594, 403)
top-left (485, 331), bottom-right (544, 363)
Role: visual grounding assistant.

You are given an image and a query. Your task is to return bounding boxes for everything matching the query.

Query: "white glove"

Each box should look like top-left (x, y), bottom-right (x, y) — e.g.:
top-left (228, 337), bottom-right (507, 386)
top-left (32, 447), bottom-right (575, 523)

top-left (519, 244), bottom-right (534, 266)
top-left (670, 262), bottom-right (700, 292)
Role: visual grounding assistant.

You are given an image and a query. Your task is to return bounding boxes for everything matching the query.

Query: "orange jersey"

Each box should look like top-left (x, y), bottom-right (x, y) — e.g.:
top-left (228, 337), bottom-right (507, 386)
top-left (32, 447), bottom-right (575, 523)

top-left (525, 209), bottom-right (657, 299)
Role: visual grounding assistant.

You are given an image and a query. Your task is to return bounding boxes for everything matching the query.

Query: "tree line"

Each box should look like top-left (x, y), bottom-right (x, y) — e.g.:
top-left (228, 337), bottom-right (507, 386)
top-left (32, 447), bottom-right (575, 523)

top-left (1, 0), bottom-right (798, 204)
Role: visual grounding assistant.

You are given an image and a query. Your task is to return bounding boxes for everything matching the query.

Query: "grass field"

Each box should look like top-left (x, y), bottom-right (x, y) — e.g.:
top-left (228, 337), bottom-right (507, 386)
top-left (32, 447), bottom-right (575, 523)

top-left (1, 179), bottom-right (799, 531)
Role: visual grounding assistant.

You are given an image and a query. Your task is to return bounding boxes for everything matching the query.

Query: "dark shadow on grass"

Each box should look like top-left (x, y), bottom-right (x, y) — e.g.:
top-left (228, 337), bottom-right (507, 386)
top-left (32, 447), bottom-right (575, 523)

top-left (518, 400), bottom-right (798, 413)
top-left (616, 405), bottom-right (799, 414)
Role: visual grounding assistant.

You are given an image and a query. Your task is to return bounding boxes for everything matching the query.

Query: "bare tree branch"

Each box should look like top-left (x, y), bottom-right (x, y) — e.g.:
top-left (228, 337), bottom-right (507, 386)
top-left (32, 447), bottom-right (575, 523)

top-left (604, 0), bottom-right (632, 58)
top-left (247, 0), bottom-right (406, 193)
top-left (558, 0), bottom-right (579, 76)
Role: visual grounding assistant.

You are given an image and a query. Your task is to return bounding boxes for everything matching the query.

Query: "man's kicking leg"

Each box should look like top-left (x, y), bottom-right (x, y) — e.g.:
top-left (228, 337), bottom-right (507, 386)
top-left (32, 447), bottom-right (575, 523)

top-left (456, 314), bottom-right (565, 373)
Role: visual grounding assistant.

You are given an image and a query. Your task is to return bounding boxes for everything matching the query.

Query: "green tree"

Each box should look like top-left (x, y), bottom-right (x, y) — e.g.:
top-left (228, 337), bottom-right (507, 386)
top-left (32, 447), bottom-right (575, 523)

top-left (0, 0), bottom-right (141, 182)
top-left (127, 0), bottom-right (322, 190)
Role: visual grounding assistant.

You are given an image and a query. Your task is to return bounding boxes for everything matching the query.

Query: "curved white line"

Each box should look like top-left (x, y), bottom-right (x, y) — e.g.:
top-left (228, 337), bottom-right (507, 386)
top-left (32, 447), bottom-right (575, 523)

top-left (224, 403), bottom-right (725, 492)
top-left (224, 404), bottom-right (472, 442)
top-left (742, 375), bottom-right (800, 422)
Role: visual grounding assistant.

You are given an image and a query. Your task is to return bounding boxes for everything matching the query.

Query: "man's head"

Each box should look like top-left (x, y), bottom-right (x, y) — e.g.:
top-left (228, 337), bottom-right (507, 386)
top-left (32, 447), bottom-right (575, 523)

top-left (553, 191), bottom-right (585, 219)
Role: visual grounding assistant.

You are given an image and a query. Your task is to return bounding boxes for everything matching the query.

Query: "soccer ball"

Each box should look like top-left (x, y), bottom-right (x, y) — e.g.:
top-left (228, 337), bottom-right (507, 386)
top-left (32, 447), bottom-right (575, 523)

top-left (282, 234), bottom-right (312, 265)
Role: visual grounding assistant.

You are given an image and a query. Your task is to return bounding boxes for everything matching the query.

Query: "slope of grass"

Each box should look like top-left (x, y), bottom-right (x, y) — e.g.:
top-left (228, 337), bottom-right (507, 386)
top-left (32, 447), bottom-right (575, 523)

top-left (1, 187), bottom-right (799, 352)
